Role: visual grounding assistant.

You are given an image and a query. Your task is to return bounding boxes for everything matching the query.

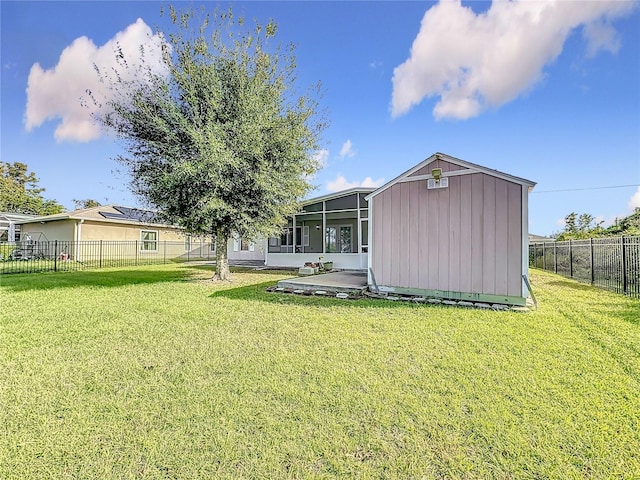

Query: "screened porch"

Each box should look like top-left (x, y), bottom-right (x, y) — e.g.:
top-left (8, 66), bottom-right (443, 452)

top-left (265, 188), bottom-right (373, 270)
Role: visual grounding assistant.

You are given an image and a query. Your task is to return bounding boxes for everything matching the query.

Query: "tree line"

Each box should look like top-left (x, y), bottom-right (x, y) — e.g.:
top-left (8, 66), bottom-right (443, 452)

top-left (1, 161), bottom-right (102, 215)
top-left (554, 210), bottom-right (640, 241)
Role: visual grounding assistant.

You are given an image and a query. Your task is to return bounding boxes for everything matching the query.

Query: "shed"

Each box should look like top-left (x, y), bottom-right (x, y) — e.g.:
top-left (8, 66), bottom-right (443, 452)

top-left (366, 153), bottom-right (536, 306)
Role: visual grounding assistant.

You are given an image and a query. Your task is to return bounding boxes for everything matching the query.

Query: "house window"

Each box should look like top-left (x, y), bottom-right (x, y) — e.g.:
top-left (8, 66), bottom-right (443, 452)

top-left (326, 225), bottom-right (352, 253)
top-left (140, 230), bottom-right (158, 251)
top-left (233, 236), bottom-right (255, 252)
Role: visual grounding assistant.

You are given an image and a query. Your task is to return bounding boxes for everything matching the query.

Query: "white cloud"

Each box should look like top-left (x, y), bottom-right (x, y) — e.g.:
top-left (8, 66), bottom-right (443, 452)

top-left (391, 0), bottom-right (636, 120)
top-left (339, 140), bottom-right (356, 159)
top-left (360, 176), bottom-right (385, 188)
top-left (312, 149), bottom-right (329, 169)
top-left (25, 18), bottom-right (168, 142)
top-left (326, 175), bottom-right (384, 193)
top-left (628, 186), bottom-right (640, 211)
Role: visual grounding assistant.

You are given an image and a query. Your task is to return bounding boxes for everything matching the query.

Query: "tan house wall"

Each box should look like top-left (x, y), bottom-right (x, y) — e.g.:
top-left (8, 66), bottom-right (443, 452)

top-left (80, 221), bottom-right (185, 242)
top-left (371, 172), bottom-right (523, 298)
top-left (20, 220), bottom-right (75, 243)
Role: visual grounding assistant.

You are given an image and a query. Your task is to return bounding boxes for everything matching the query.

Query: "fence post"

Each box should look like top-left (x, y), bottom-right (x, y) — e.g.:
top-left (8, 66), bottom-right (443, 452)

top-left (54, 240), bottom-right (58, 272)
top-left (136, 240), bottom-right (139, 266)
top-left (621, 236), bottom-right (627, 295)
top-left (590, 238), bottom-right (594, 285)
top-left (554, 242), bottom-right (557, 273)
top-left (569, 239), bottom-right (573, 278)
top-left (99, 240), bottom-right (103, 269)
top-left (543, 242), bottom-right (546, 270)
top-left (164, 241), bottom-right (167, 264)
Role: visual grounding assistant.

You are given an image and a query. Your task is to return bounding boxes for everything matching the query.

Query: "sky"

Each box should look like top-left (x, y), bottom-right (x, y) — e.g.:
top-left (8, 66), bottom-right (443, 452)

top-left (1, 0), bottom-right (639, 236)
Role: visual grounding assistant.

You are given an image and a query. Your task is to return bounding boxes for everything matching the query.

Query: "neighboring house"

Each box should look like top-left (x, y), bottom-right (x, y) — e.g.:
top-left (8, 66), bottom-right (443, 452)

top-left (366, 152), bottom-right (536, 306)
top-left (16, 204), bottom-right (266, 262)
top-left (17, 205), bottom-right (208, 261)
top-left (19, 204), bottom-right (185, 243)
top-left (529, 233), bottom-right (552, 242)
top-left (264, 187), bottom-right (374, 270)
top-left (0, 212), bottom-right (38, 242)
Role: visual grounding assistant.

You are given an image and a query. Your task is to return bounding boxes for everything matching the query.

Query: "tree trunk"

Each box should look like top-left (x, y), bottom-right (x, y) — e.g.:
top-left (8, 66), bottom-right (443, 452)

top-left (214, 229), bottom-right (231, 281)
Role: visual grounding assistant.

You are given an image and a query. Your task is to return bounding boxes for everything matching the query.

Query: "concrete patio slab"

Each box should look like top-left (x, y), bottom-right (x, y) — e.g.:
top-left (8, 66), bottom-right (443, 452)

top-left (277, 271), bottom-right (368, 294)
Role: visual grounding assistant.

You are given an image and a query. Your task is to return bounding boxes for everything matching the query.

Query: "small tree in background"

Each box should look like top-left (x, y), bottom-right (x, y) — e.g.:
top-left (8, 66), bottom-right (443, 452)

top-left (0, 161), bottom-right (65, 215)
top-left (555, 212), bottom-right (604, 240)
top-left (72, 199), bottom-right (102, 210)
top-left (95, 6), bottom-right (326, 280)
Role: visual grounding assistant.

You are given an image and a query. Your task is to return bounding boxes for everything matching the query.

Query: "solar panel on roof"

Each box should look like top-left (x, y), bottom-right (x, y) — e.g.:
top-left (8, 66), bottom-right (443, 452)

top-left (102, 206), bottom-right (158, 223)
top-left (99, 211), bottom-right (127, 220)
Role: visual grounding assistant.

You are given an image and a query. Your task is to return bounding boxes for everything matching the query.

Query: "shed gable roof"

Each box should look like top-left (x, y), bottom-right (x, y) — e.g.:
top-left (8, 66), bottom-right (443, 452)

top-left (365, 152), bottom-right (536, 200)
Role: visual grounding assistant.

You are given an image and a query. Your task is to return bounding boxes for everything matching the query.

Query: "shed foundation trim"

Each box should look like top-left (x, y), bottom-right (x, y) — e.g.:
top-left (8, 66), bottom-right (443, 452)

top-left (376, 285), bottom-right (527, 306)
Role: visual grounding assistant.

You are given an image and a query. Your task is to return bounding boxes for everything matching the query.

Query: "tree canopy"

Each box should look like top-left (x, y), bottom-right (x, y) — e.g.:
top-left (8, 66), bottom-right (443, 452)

top-left (554, 210), bottom-right (640, 240)
top-left (96, 6), bottom-right (326, 279)
top-left (0, 162), bottom-right (65, 216)
top-left (72, 198), bottom-right (102, 210)
top-left (606, 208), bottom-right (640, 236)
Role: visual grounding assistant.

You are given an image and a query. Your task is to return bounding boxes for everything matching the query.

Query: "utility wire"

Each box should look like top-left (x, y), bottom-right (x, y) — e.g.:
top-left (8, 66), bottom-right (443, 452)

top-left (532, 184), bottom-right (639, 193)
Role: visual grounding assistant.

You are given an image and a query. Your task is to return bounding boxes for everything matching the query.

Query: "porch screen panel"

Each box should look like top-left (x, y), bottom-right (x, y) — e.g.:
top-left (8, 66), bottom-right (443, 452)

top-left (325, 194), bottom-right (357, 211)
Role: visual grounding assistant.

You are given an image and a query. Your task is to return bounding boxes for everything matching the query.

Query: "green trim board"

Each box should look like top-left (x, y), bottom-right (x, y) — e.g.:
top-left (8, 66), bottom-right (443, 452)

top-left (376, 285), bottom-right (527, 306)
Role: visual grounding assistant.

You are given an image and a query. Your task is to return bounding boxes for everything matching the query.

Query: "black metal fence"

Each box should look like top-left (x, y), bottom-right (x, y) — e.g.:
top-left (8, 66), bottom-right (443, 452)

top-left (0, 240), bottom-right (215, 275)
top-left (529, 236), bottom-right (640, 298)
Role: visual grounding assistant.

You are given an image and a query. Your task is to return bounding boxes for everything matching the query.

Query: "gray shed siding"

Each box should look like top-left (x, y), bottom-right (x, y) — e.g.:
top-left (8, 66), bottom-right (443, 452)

top-left (371, 172), bottom-right (523, 298)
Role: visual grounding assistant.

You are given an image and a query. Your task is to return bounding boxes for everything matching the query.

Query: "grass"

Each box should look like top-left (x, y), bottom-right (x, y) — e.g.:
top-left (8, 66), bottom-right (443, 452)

top-left (1, 265), bottom-right (639, 479)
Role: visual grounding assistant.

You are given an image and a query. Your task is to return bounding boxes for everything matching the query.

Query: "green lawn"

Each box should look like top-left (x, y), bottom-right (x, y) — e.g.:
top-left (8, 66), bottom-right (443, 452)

top-left (1, 265), bottom-right (639, 479)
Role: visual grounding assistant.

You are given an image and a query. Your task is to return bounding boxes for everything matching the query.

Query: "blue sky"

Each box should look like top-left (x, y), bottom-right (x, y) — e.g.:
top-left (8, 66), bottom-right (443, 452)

top-left (2, 1), bottom-right (639, 236)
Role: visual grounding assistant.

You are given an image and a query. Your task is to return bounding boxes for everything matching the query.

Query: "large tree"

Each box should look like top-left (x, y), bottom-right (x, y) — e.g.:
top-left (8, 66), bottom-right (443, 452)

top-left (96, 6), bottom-right (326, 280)
top-left (0, 161), bottom-right (65, 215)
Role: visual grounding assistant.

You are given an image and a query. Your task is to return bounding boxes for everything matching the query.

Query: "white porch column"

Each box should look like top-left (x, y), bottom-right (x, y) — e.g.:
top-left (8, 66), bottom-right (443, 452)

top-left (356, 193), bottom-right (362, 254)
top-left (292, 214), bottom-right (296, 254)
top-left (322, 201), bottom-right (326, 253)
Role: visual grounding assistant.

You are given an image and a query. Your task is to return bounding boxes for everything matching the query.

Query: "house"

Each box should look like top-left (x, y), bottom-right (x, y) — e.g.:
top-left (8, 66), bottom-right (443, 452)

top-left (366, 152), bottom-right (536, 306)
top-left (16, 205), bottom-right (193, 261)
top-left (529, 233), bottom-right (552, 243)
top-left (264, 187), bottom-right (374, 270)
top-left (0, 212), bottom-right (38, 242)
top-left (266, 152), bottom-right (535, 305)
top-left (15, 204), bottom-right (269, 263)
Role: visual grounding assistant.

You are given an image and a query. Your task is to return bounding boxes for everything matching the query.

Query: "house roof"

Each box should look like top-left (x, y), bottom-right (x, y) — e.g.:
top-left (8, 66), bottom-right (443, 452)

top-left (301, 187), bottom-right (376, 207)
top-left (0, 212), bottom-right (39, 223)
top-left (16, 204), bottom-right (178, 229)
top-left (365, 152), bottom-right (536, 201)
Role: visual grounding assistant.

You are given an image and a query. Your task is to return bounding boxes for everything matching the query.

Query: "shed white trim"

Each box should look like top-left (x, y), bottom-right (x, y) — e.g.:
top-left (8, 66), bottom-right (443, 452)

top-left (366, 152), bottom-right (536, 201)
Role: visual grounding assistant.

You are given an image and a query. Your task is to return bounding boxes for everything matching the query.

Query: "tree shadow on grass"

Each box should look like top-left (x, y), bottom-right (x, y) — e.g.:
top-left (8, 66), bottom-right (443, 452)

top-left (0, 266), bottom-right (209, 292)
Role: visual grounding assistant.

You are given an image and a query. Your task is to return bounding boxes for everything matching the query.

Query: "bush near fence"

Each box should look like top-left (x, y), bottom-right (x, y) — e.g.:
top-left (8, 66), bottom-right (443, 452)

top-left (0, 240), bottom-right (216, 274)
top-left (529, 236), bottom-right (640, 298)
